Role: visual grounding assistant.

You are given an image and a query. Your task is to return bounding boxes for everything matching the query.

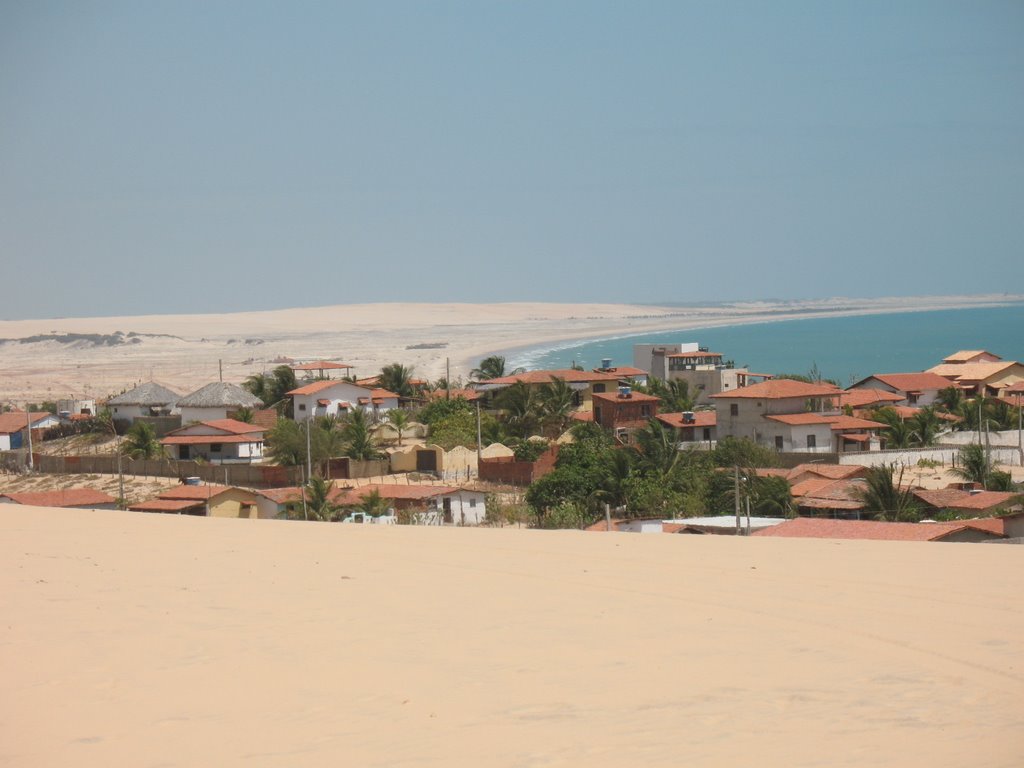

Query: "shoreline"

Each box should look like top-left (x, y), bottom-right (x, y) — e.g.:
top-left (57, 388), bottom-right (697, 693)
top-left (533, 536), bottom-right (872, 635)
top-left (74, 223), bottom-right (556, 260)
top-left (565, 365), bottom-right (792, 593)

top-left (1, 295), bottom-right (1021, 402)
top-left (487, 298), bottom-right (1024, 374)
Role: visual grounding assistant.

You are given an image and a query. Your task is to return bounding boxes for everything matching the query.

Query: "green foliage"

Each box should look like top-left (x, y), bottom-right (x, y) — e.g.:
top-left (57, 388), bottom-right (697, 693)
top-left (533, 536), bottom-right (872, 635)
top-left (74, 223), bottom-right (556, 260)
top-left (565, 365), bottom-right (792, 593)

top-left (988, 470), bottom-right (1015, 492)
top-left (429, 409), bottom-right (480, 450)
top-left (470, 355), bottom-right (523, 382)
top-left (936, 386), bottom-right (964, 413)
top-left (378, 363), bottom-right (416, 398)
top-left (243, 365), bottom-right (297, 416)
top-left (951, 443), bottom-right (994, 488)
top-left (856, 464), bottom-right (922, 522)
top-left (342, 408), bottom-right (383, 460)
top-left (416, 396), bottom-right (473, 426)
top-left (711, 437), bottom-right (780, 468)
top-left (353, 488), bottom-right (391, 517)
top-left (122, 421), bottom-right (163, 459)
top-left (233, 406), bottom-right (255, 424)
top-left (386, 409), bottom-right (411, 445)
top-left (633, 378), bottom-right (695, 413)
top-left (497, 382), bottom-right (542, 439)
top-left (537, 376), bottom-right (576, 436)
top-left (909, 407), bottom-right (942, 447)
top-left (306, 477), bottom-right (343, 521)
top-left (512, 440), bottom-right (549, 462)
top-left (265, 417), bottom-right (347, 468)
top-left (537, 500), bottom-right (593, 530)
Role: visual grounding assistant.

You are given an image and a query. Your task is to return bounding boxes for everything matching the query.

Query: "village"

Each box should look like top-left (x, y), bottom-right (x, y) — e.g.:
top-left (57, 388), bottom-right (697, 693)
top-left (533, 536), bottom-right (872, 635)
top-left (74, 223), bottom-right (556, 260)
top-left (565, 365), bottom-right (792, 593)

top-left (2, 343), bottom-right (1023, 543)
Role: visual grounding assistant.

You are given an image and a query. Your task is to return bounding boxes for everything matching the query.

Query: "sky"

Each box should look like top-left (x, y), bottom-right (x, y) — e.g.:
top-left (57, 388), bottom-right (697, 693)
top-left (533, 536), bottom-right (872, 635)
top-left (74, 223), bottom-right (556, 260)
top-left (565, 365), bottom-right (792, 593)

top-left (1, 1), bottom-right (1022, 319)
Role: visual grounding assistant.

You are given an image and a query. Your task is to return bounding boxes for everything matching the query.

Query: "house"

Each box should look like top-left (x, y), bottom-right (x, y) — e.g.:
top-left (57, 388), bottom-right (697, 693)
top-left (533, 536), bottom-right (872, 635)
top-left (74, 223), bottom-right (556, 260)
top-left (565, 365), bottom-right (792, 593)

top-left (130, 483), bottom-right (260, 518)
top-left (591, 387), bottom-right (660, 443)
top-left (912, 489), bottom-right (1022, 518)
top-left (252, 484), bottom-right (354, 519)
top-left (942, 350), bottom-right (1004, 364)
top-left (0, 411), bottom-right (60, 451)
top-left (790, 477), bottom-right (868, 518)
top-left (753, 517), bottom-right (1007, 543)
top-left (926, 360), bottom-right (1024, 398)
top-left (848, 372), bottom-right (954, 407)
top-left (55, 398), bottom-right (96, 418)
top-left (176, 382), bottom-right (263, 423)
top-left (710, 379), bottom-right (842, 453)
top-left (336, 484), bottom-right (488, 525)
top-left (0, 488), bottom-right (118, 509)
top-left (473, 369), bottom-right (625, 412)
top-left (160, 419), bottom-right (265, 463)
top-left (633, 342), bottom-right (759, 406)
top-left (287, 379), bottom-right (400, 420)
top-left (785, 463), bottom-right (867, 484)
top-left (426, 388), bottom-right (481, 402)
top-left (106, 382), bottom-right (181, 422)
top-left (836, 388), bottom-right (904, 410)
top-left (592, 360), bottom-right (648, 386)
top-left (655, 410), bottom-right (717, 444)
top-left (289, 360), bottom-right (354, 379)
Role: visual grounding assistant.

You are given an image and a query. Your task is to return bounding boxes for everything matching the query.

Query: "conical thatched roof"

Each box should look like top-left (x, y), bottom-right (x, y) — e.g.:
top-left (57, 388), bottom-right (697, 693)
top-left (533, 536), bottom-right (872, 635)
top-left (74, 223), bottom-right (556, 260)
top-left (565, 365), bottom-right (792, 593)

top-left (107, 382), bottom-right (181, 407)
top-left (176, 382), bottom-right (263, 409)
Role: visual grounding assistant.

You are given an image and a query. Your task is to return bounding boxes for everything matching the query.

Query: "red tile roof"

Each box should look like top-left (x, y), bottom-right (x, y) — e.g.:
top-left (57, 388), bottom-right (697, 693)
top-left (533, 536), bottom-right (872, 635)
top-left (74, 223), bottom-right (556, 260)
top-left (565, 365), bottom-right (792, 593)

top-left (787, 464), bottom-right (867, 481)
top-left (571, 411), bottom-right (594, 422)
top-left (764, 413), bottom-right (833, 425)
top-left (156, 484), bottom-right (234, 500)
top-left (753, 517), bottom-right (1003, 542)
top-left (837, 388), bottom-right (904, 408)
top-left (912, 489), bottom-right (1021, 513)
top-left (189, 418), bottom-right (264, 435)
top-left (287, 379), bottom-right (348, 396)
top-left (161, 434), bottom-right (262, 445)
top-left (855, 372), bottom-right (954, 393)
top-left (426, 388), bottom-right (481, 402)
top-left (592, 391), bottom-right (661, 404)
top-left (479, 369), bottom-right (625, 386)
top-left (823, 415), bottom-right (885, 431)
top-left (710, 379), bottom-right (840, 400)
top-left (656, 411), bottom-right (717, 429)
top-left (0, 411), bottom-right (53, 434)
top-left (0, 488), bottom-right (117, 507)
top-left (334, 484), bottom-right (461, 504)
top-left (129, 498), bottom-right (204, 512)
top-left (592, 366), bottom-right (648, 376)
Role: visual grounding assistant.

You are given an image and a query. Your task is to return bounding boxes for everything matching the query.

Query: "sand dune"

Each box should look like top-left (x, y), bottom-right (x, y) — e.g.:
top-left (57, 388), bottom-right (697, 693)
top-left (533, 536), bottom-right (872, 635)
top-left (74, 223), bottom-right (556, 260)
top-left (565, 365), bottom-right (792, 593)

top-left (1, 295), bottom-right (1021, 403)
top-left (2, 506), bottom-right (1021, 767)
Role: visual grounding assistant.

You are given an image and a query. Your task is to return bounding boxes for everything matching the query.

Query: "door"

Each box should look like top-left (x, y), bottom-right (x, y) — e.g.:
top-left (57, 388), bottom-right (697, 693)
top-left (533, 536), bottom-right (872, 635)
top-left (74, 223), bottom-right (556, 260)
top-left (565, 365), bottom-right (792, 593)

top-left (416, 449), bottom-right (437, 472)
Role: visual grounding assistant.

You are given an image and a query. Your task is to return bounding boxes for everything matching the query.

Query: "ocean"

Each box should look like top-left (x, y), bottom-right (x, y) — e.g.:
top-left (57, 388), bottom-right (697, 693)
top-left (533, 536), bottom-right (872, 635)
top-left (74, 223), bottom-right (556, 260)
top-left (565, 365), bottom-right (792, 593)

top-left (509, 304), bottom-right (1024, 386)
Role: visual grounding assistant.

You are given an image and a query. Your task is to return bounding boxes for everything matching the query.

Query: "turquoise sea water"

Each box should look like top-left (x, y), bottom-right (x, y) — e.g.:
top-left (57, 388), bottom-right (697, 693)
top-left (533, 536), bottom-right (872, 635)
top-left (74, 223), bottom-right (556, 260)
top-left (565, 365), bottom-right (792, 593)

top-left (510, 304), bottom-right (1024, 386)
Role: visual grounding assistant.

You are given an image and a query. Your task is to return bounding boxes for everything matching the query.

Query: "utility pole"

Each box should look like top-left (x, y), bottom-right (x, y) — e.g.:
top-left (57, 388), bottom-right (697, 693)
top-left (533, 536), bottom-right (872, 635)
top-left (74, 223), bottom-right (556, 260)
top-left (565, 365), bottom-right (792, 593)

top-left (117, 448), bottom-right (125, 510)
top-left (446, 358), bottom-right (451, 400)
top-left (25, 403), bottom-right (34, 470)
top-left (476, 399), bottom-right (482, 467)
top-left (306, 415), bottom-right (313, 483)
top-left (745, 495), bottom-right (751, 536)
top-left (605, 502), bottom-right (611, 532)
top-left (734, 465), bottom-right (740, 535)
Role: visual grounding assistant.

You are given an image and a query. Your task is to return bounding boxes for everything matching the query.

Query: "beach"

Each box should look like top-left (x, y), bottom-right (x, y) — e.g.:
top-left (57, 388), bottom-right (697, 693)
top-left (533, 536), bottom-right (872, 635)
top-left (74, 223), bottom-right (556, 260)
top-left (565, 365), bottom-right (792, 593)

top-left (1, 294), bottom-right (1020, 403)
top-left (1, 505), bottom-right (1021, 767)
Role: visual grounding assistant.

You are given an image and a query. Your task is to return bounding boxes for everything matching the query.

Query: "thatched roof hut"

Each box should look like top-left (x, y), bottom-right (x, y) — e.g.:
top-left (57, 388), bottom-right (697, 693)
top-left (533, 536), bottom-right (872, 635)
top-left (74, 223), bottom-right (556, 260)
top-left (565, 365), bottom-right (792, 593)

top-left (176, 382), bottom-right (263, 409)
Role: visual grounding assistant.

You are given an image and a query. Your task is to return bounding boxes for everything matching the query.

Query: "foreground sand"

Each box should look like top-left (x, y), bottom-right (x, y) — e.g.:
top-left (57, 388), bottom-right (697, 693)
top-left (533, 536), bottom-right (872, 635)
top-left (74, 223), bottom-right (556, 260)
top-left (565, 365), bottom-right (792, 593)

top-left (1, 294), bottom-right (1020, 403)
top-left (2, 507), bottom-right (1021, 767)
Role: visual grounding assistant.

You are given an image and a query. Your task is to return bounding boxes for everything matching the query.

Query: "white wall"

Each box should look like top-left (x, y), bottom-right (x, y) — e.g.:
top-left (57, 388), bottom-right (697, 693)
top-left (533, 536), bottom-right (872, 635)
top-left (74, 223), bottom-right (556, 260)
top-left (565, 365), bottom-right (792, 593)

top-left (179, 406), bottom-right (231, 424)
top-left (838, 446), bottom-right (1022, 467)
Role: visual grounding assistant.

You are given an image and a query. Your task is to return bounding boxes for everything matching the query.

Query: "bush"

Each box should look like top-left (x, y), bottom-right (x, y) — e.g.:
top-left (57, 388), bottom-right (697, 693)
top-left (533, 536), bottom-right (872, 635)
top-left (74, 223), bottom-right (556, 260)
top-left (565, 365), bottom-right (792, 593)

top-left (512, 440), bottom-right (549, 462)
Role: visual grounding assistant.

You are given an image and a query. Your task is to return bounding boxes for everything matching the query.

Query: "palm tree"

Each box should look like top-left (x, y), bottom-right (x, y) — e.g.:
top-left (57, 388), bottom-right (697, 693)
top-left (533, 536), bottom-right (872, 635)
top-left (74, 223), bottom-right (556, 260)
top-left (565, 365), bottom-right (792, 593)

top-left (387, 409), bottom-right (411, 446)
top-left (498, 382), bottom-right (542, 439)
top-left (589, 448), bottom-right (633, 513)
top-left (244, 366), bottom-right (297, 417)
top-left (951, 443), bottom-right (993, 488)
top-left (910, 407), bottom-right (942, 447)
top-left (122, 421), bottom-right (163, 459)
top-left (537, 376), bottom-right (576, 436)
top-left (379, 363), bottom-right (415, 398)
top-left (470, 355), bottom-right (523, 382)
top-left (936, 385), bottom-right (964, 414)
top-left (630, 419), bottom-right (684, 480)
top-left (305, 477), bottom-right (342, 522)
top-left (638, 378), bottom-right (695, 414)
top-left (233, 406), bottom-right (255, 424)
top-left (343, 408), bottom-right (383, 460)
top-left (856, 464), bottom-right (921, 522)
top-left (354, 488), bottom-right (391, 518)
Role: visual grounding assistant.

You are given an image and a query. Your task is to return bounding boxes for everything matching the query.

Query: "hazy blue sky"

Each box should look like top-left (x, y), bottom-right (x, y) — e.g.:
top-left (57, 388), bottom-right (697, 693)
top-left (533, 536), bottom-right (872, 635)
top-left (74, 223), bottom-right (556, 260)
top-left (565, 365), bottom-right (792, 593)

top-left (2, 1), bottom-right (1022, 319)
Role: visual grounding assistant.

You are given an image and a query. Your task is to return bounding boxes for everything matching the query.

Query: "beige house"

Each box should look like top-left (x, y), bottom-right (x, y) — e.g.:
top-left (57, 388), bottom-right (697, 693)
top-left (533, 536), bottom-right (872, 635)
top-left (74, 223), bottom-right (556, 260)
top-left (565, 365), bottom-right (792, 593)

top-left (130, 484), bottom-right (260, 518)
top-left (927, 357), bottom-right (1024, 398)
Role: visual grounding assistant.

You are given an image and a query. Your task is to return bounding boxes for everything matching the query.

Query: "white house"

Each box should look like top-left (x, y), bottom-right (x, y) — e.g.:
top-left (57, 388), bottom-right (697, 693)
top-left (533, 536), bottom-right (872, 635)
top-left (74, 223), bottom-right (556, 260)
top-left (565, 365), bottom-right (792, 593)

top-left (176, 382), bottom-right (263, 423)
top-left (710, 379), bottom-right (843, 453)
top-left (106, 382), bottom-right (181, 422)
top-left (160, 419), bottom-right (265, 463)
top-left (336, 484), bottom-right (488, 525)
top-left (287, 380), bottom-right (399, 421)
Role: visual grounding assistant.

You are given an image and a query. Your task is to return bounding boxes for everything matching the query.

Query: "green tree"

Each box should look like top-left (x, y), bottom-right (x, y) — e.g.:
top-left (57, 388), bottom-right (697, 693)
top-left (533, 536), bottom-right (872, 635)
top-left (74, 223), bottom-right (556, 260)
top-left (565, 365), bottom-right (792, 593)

top-left (630, 419), bottom-right (684, 480)
top-left (233, 406), bottom-right (255, 424)
top-left (379, 363), bottom-right (415, 398)
top-left (951, 443), bottom-right (994, 488)
top-left (386, 409), bottom-right (411, 446)
top-left (417, 396), bottom-right (473, 426)
top-left (243, 365), bottom-right (296, 417)
top-left (353, 488), bottom-right (391, 518)
top-left (429, 409), bottom-right (481, 450)
top-left (470, 355), bottom-right (523, 382)
top-left (342, 408), bottom-right (383, 460)
top-left (909, 407), bottom-right (942, 447)
top-left (634, 378), bottom-right (694, 414)
top-left (122, 421), bottom-right (163, 459)
top-left (306, 477), bottom-right (343, 522)
top-left (537, 376), bottom-right (576, 436)
top-left (498, 382), bottom-right (543, 439)
top-left (711, 436), bottom-right (780, 468)
top-left (936, 386), bottom-right (964, 414)
top-left (856, 464), bottom-right (922, 522)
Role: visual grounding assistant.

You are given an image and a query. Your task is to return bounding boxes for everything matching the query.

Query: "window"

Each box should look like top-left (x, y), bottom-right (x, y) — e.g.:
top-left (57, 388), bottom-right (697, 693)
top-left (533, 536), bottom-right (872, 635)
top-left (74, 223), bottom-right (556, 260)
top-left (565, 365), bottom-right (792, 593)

top-left (469, 498), bottom-right (477, 508)
top-left (775, 436), bottom-right (784, 450)
top-left (210, 443), bottom-right (222, 452)
top-left (593, 383), bottom-right (606, 394)
top-left (730, 403), bottom-right (739, 417)
top-left (703, 428), bottom-right (711, 441)
top-left (908, 393), bottom-right (920, 405)
top-left (641, 405), bottom-right (651, 417)
top-left (298, 403), bottom-right (306, 411)
top-left (807, 434), bottom-right (816, 449)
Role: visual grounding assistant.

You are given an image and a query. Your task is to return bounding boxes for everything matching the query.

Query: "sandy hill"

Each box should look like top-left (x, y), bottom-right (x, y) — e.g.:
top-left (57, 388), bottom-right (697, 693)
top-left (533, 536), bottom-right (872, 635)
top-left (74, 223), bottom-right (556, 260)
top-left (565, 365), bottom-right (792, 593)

top-left (1, 507), bottom-right (1022, 767)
